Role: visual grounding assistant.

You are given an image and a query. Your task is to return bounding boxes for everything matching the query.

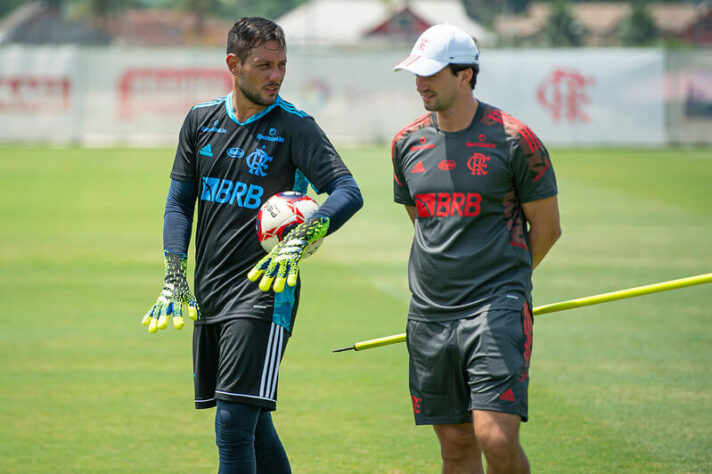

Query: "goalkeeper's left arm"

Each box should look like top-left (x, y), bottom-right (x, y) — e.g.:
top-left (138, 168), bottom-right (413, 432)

top-left (142, 179), bottom-right (200, 333)
top-left (248, 174), bottom-right (363, 292)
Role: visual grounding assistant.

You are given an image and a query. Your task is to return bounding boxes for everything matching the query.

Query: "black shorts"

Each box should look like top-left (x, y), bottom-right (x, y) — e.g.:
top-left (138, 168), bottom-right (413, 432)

top-left (406, 304), bottom-right (533, 425)
top-left (193, 318), bottom-right (290, 410)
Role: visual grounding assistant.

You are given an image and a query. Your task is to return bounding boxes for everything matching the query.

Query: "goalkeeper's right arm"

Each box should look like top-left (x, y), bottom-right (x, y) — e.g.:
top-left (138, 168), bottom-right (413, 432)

top-left (141, 179), bottom-right (200, 333)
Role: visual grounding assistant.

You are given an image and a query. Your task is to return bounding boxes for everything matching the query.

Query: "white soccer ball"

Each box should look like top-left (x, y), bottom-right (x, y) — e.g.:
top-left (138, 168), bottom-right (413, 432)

top-left (256, 191), bottom-right (323, 257)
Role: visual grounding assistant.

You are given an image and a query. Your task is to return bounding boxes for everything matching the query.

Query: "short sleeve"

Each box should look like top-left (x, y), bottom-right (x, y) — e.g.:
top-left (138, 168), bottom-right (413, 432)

top-left (391, 137), bottom-right (414, 206)
top-left (290, 117), bottom-right (351, 193)
top-left (511, 129), bottom-right (557, 203)
top-left (170, 110), bottom-right (197, 182)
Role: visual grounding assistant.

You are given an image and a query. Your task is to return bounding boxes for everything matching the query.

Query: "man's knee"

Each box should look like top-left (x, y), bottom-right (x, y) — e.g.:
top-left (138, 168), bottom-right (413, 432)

top-left (472, 410), bottom-right (521, 457)
top-left (215, 401), bottom-right (258, 450)
top-left (435, 424), bottom-right (479, 461)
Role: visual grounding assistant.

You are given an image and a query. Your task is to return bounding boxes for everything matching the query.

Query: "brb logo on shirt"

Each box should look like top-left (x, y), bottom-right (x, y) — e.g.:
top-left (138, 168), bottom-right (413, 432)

top-left (201, 176), bottom-right (263, 209)
top-left (415, 192), bottom-right (482, 218)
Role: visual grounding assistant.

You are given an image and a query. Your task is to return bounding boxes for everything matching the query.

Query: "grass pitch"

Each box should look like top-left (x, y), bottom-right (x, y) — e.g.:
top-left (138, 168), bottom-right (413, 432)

top-left (0, 145), bottom-right (710, 472)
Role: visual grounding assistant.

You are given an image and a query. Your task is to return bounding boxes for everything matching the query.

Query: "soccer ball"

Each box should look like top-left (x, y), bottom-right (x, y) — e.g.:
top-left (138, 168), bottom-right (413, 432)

top-left (256, 191), bottom-right (323, 257)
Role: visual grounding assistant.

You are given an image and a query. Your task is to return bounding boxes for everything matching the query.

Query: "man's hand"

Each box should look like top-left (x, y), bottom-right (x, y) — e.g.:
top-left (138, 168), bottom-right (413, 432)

top-left (142, 251), bottom-right (200, 334)
top-left (248, 216), bottom-right (329, 293)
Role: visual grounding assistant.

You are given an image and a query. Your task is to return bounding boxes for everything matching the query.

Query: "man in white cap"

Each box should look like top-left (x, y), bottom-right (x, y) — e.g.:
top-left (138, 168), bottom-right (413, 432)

top-left (391, 24), bottom-right (561, 473)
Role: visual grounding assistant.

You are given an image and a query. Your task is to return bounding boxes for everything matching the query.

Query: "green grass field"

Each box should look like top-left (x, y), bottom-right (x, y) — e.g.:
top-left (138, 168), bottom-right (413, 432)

top-left (0, 145), bottom-right (710, 473)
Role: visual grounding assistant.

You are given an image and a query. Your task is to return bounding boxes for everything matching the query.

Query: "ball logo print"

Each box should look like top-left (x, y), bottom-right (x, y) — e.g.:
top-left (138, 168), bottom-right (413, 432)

top-left (256, 191), bottom-right (322, 256)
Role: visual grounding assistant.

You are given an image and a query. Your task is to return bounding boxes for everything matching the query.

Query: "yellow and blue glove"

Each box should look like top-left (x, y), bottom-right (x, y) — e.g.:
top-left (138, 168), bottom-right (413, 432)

top-left (248, 216), bottom-right (329, 293)
top-left (142, 250), bottom-right (200, 333)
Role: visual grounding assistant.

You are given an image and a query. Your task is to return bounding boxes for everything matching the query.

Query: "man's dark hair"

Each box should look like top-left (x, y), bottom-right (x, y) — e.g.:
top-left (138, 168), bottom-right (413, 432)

top-left (227, 17), bottom-right (287, 63)
top-left (448, 64), bottom-right (479, 90)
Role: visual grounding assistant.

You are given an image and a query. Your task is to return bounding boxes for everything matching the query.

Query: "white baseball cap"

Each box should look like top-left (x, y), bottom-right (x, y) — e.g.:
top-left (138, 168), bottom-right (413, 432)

top-left (394, 24), bottom-right (479, 76)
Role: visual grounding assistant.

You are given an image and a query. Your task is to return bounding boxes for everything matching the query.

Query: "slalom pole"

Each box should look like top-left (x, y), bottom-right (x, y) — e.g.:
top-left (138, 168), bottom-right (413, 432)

top-left (332, 272), bottom-right (712, 353)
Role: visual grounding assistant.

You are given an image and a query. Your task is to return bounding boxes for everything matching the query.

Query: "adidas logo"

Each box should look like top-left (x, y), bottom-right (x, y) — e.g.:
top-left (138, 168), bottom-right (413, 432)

top-left (411, 160), bottom-right (425, 173)
top-left (199, 144), bottom-right (213, 157)
top-left (498, 388), bottom-right (516, 402)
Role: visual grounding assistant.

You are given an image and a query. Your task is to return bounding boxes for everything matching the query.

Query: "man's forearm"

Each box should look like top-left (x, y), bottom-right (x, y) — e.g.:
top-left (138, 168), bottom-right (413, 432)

top-left (164, 179), bottom-right (197, 254)
top-left (313, 174), bottom-right (363, 235)
top-left (522, 195), bottom-right (561, 270)
top-left (529, 223), bottom-right (561, 269)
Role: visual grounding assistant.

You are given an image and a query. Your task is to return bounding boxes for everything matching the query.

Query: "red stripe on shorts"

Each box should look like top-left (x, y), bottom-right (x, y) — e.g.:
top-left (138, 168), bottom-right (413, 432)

top-left (523, 302), bottom-right (533, 367)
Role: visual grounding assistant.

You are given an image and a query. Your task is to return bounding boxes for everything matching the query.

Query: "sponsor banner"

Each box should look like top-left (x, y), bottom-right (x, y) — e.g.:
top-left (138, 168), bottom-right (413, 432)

top-left (666, 51), bottom-right (712, 145)
top-left (0, 46), bottom-right (702, 146)
top-left (79, 47), bottom-right (230, 145)
top-left (118, 68), bottom-right (231, 119)
top-left (0, 45), bottom-right (79, 142)
top-left (0, 77), bottom-right (71, 113)
top-left (477, 49), bottom-right (666, 146)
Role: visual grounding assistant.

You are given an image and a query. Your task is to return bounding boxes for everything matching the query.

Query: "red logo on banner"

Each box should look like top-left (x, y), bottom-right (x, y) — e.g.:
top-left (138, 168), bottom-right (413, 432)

top-left (0, 76), bottom-right (71, 113)
top-left (118, 68), bottom-right (231, 118)
top-left (537, 68), bottom-right (595, 123)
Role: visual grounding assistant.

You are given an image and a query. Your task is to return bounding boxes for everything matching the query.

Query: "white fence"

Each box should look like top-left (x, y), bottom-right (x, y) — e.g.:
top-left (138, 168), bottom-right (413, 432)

top-left (0, 45), bottom-right (709, 146)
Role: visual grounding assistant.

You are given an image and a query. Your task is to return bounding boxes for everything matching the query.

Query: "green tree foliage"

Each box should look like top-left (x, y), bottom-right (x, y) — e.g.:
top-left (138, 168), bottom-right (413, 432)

top-left (213, 0), bottom-right (307, 20)
top-left (462, 0), bottom-right (531, 26)
top-left (546, 0), bottom-right (584, 47)
top-left (0, 0), bottom-right (307, 22)
top-left (0, 0), bottom-right (38, 19)
top-left (618, 1), bottom-right (659, 46)
top-left (67, 0), bottom-right (134, 20)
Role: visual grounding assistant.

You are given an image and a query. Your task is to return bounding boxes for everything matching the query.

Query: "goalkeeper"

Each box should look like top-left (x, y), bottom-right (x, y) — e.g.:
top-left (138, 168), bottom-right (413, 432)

top-left (142, 17), bottom-right (362, 474)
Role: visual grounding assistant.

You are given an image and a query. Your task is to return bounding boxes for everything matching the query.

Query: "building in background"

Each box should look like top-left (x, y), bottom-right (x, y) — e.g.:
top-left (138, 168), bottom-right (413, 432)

top-left (276, 0), bottom-right (496, 47)
top-left (0, 2), bottom-right (110, 45)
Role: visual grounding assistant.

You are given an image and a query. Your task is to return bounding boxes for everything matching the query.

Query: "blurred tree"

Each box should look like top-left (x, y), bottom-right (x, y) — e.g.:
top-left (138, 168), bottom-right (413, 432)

top-left (0, 0), bottom-right (35, 19)
top-left (185, 0), bottom-right (216, 35)
top-left (214, 0), bottom-right (307, 20)
top-left (65, 0), bottom-right (136, 24)
top-left (462, 0), bottom-right (533, 26)
top-left (171, 0), bottom-right (307, 36)
top-left (462, 0), bottom-right (495, 25)
top-left (546, 0), bottom-right (584, 47)
top-left (618, 0), bottom-right (658, 46)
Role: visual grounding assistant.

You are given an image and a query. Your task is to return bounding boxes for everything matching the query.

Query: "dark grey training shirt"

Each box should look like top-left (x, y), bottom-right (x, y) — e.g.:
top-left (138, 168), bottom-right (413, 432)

top-left (391, 102), bottom-right (558, 322)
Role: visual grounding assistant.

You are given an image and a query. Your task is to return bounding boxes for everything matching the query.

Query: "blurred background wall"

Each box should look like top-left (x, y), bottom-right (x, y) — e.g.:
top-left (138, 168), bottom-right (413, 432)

top-left (0, 0), bottom-right (710, 146)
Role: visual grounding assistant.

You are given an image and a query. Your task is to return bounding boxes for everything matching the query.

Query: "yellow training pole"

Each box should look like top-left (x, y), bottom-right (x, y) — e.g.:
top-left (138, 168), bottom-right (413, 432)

top-left (333, 272), bottom-right (712, 352)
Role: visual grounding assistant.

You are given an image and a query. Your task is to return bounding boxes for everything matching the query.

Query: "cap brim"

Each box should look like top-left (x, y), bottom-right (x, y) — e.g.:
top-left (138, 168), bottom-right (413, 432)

top-left (393, 55), bottom-right (448, 77)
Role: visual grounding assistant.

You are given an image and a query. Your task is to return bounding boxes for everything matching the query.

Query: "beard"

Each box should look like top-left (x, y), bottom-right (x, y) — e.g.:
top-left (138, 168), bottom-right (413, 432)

top-left (420, 87), bottom-right (458, 112)
top-left (238, 76), bottom-right (280, 107)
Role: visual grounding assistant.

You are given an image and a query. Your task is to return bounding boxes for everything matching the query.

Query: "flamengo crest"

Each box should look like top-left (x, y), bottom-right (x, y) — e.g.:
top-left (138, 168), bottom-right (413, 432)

top-left (467, 153), bottom-right (490, 175)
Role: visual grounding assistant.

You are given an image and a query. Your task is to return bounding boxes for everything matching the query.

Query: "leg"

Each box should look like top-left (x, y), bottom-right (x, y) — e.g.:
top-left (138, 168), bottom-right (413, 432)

top-left (215, 400), bottom-right (261, 474)
top-left (472, 410), bottom-right (529, 474)
top-left (254, 410), bottom-right (291, 474)
top-left (433, 423), bottom-right (484, 474)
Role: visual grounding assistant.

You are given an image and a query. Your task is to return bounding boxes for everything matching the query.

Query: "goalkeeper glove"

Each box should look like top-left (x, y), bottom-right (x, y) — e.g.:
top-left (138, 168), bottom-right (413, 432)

top-left (248, 216), bottom-right (329, 293)
top-left (142, 250), bottom-right (200, 334)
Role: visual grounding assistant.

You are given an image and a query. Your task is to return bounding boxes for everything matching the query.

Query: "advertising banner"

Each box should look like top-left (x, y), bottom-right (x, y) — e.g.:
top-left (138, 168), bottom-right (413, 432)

top-left (0, 46), bottom-right (691, 147)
